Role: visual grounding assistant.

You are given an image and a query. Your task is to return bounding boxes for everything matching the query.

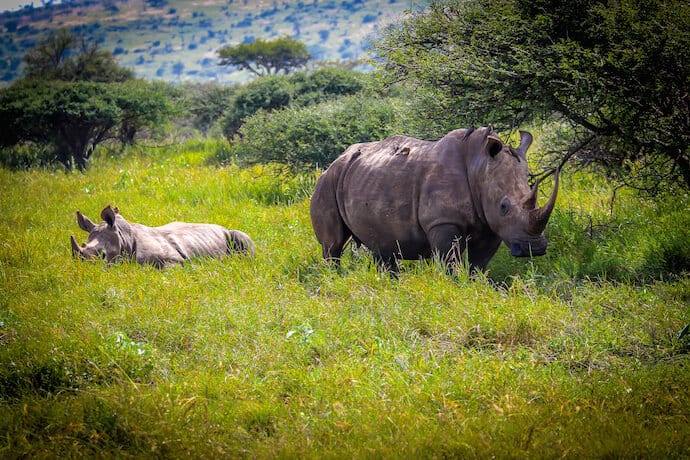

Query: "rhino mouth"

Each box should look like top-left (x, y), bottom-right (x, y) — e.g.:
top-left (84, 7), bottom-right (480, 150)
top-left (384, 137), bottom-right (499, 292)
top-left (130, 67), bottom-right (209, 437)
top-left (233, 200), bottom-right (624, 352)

top-left (509, 238), bottom-right (547, 257)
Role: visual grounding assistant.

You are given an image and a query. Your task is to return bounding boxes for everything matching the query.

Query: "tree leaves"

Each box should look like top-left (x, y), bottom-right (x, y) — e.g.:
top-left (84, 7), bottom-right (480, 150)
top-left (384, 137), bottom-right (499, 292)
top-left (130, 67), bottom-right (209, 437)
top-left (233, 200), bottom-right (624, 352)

top-left (0, 80), bottom-right (173, 170)
top-left (218, 36), bottom-right (311, 77)
top-left (23, 27), bottom-right (133, 83)
top-left (372, 0), bottom-right (690, 192)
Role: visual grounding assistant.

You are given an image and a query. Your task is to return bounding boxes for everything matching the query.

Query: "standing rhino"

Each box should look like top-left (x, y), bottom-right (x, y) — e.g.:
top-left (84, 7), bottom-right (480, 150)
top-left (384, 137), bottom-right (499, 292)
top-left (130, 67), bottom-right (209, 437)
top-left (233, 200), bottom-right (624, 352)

top-left (310, 127), bottom-right (559, 273)
top-left (71, 205), bottom-right (255, 268)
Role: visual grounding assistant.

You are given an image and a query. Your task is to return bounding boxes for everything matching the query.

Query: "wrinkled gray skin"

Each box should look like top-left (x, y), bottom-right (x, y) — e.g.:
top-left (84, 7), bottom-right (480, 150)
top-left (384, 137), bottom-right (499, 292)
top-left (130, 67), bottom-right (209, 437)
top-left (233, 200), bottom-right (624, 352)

top-left (71, 205), bottom-right (255, 268)
top-left (310, 126), bottom-right (559, 273)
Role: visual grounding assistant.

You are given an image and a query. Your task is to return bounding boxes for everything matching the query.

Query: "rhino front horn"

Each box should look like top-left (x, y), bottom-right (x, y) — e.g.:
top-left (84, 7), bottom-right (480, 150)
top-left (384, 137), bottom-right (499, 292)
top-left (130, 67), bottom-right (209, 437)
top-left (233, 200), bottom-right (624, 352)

top-left (70, 235), bottom-right (83, 258)
top-left (529, 168), bottom-right (560, 234)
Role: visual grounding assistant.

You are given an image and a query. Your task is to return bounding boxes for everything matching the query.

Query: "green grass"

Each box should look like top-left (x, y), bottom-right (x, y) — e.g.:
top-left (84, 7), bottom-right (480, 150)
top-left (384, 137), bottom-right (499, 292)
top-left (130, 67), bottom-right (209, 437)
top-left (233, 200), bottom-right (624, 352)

top-left (1, 143), bottom-right (689, 457)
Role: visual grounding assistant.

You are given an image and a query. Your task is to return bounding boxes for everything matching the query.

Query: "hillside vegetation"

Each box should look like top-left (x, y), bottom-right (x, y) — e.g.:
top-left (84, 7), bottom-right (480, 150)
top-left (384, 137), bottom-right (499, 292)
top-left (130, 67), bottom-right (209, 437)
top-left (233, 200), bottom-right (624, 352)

top-left (0, 0), bottom-right (419, 83)
top-left (0, 141), bottom-right (689, 457)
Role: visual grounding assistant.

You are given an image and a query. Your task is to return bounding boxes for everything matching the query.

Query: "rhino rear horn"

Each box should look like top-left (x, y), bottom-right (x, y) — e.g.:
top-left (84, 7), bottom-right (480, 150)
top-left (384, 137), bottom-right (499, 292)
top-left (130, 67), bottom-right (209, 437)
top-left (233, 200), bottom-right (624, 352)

top-left (77, 211), bottom-right (95, 232)
top-left (515, 131), bottom-right (533, 160)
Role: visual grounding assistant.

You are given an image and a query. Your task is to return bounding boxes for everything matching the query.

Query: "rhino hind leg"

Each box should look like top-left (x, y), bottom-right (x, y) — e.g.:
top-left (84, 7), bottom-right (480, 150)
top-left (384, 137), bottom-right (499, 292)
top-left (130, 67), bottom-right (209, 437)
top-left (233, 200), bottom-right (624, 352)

top-left (227, 230), bottom-right (256, 256)
top-left (314, 218), bottom-right (351, 266)
top-left (320, 227), bottom-right (350, 266)
top-left (310, 184), bottom-right (351, 266)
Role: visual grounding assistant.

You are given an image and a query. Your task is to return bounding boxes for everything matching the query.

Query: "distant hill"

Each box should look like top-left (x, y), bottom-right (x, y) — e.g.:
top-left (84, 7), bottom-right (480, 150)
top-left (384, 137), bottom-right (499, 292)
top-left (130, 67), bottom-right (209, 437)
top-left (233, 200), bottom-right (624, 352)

top-left (0, 0), bottom-right (423, 85)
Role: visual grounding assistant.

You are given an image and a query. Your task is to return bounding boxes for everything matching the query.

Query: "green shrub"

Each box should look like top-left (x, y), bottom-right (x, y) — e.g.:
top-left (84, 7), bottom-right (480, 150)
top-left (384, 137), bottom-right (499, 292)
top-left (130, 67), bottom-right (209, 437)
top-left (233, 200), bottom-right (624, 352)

top-left (182, 82), bottom-right (236, 135)
top-left (220, 75), bottom-right (295, 138)
top-left (0, 79), bottom-right (174, 170)
top-left (290, 67), bottom-right (366, 106)
top-left (221, 95), bottom-right (398, 170)
top-left (0, 143), bottom-right (56, 171)
top-left (220, 69), bottom-right (369, 140)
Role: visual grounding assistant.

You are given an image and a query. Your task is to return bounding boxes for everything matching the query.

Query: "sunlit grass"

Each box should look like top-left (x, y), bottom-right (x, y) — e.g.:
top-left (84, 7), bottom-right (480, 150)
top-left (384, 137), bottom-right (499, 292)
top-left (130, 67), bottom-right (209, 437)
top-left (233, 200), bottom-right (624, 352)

top-left (1, 143), bottom-right (689, 457)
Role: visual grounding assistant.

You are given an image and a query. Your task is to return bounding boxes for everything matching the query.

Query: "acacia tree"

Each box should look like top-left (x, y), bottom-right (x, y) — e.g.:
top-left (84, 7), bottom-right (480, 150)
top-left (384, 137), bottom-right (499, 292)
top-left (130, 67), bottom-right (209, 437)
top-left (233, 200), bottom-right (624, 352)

top-left (0, 29), bottom-right (172, 170)
top-left (371, 0), bottom-right (690, 192)
top-left (0, 80), bottom-right (120, 170)
top-left (0, 80), bottom-right (173, 170)
top-left (24, 27), bottom-right (133, 82)
top-left (179, 82), bottom-right (235, 135)
top-left (218, 36), bottom-right (311, 76)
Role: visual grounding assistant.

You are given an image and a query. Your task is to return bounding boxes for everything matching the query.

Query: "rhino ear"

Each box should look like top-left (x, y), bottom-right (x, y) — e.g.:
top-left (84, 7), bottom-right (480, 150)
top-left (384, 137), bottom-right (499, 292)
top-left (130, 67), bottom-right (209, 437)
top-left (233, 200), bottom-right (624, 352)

top-left (486, 135), bottom-right (503, 157)
top-left (76, 211), bottom-right (95, 232)
top-left (101, 205), bottom-right (117, 227)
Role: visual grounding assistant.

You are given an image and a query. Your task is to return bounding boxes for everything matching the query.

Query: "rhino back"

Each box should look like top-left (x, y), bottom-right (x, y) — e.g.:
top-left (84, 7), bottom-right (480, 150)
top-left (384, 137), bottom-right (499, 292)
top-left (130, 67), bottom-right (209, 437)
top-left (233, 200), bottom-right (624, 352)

top-left (157, 223), bottom-right (234, 259)
top-left (130, 223), bottom-right (186, 265)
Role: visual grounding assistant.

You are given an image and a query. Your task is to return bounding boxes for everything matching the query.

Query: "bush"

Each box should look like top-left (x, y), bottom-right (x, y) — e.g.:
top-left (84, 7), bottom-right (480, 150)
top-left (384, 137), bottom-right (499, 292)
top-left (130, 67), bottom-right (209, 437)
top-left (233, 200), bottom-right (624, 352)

top-left (0, 79), bottom-right (175, 170)
top-left (181, 82), bottom-right (235, 135)
top-left (0, 143), bottom-right (56, 171)
top-left (220, 69), bottom-right (368, 140)
top-left (290, 67), bottom-right (365, 106)
top-left (219, 95), bottom-right (398, 170)
top-left (220, 75), bottom-right (294, 138)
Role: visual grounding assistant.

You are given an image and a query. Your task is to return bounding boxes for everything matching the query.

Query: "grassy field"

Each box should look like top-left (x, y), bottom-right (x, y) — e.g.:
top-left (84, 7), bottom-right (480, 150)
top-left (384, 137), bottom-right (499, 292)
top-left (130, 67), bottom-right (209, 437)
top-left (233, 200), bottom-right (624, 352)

top-left (1, 141), bottom-right (689, 457)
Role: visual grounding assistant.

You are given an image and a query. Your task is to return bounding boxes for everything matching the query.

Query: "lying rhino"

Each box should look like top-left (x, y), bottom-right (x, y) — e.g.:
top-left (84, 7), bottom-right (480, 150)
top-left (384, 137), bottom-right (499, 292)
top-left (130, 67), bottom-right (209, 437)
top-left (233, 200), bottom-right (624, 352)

top-left (71, 205), bottom-right (254, 268)
top-left (310, 127), bottom-right (559, 273)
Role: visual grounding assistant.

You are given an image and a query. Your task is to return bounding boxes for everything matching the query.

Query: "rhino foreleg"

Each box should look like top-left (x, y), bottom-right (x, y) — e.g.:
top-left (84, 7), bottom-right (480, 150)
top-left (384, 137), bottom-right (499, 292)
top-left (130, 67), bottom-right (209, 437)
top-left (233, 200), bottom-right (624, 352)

top-left (467, 238), bottom-right (502, 273)
top-left (372, 250), bottom-right (400, 275)
top-left (427, 224), bottom-right (467, 273)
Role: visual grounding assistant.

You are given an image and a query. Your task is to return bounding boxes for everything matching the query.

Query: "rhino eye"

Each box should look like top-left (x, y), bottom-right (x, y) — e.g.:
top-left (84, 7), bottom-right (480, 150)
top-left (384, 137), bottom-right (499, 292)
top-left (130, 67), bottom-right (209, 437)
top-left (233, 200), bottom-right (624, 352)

top-left (500, 198), bottom-right (511, 216)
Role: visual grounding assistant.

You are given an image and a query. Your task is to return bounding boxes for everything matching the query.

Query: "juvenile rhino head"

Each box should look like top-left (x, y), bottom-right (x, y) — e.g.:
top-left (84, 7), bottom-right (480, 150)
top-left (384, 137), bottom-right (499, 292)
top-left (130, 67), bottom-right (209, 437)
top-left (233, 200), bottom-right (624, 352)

top-left (70, 205), bottom-right (129, 263)
top-left (479, 131), bottom-right (559, 257)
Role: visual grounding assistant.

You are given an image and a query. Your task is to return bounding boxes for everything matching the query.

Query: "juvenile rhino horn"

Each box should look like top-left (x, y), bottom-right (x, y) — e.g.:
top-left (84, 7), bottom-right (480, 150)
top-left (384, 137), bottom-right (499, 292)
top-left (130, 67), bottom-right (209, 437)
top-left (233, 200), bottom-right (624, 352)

top-left (70, 235), bottom-right (83, 258)
top-left (529, 168), bottom-right (560, 234)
